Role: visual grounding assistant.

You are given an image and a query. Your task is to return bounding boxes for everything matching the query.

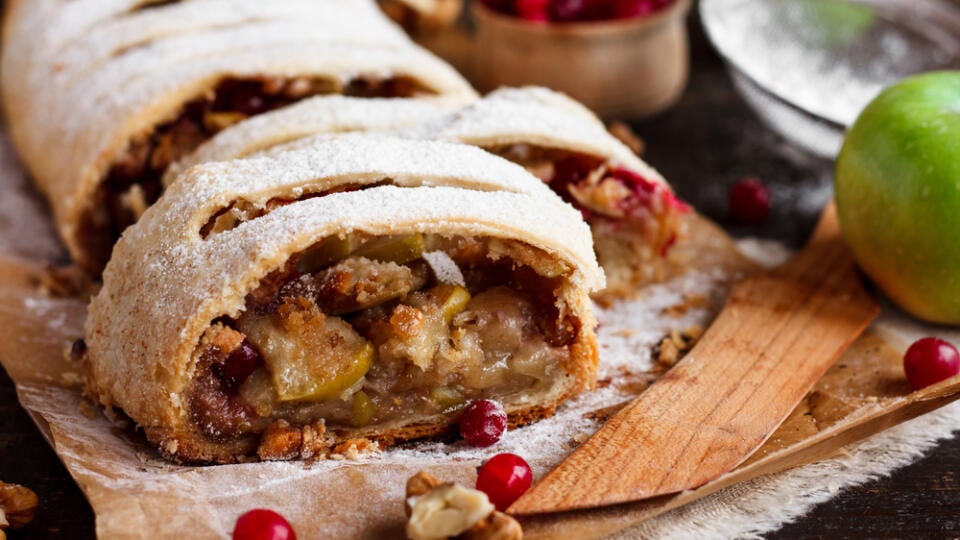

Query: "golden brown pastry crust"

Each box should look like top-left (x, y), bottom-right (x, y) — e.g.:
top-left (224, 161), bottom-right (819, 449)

top-left (85, 136), bottom-right (603, 463)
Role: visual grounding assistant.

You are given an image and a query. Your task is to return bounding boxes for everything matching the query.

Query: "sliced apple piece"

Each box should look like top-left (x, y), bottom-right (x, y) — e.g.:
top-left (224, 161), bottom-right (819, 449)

top-left (237, 298), bottom-right (374, 402)
top-left (435, 284), bottom-right (472, 324)
top-left (296, 235), bottom-right (360, 273)
top-left (353, 234), bottom-right (425, 264)
top-left (429, 386), bottom-right (465, 411)
top-left (351, 391), bottom-right (377, 426)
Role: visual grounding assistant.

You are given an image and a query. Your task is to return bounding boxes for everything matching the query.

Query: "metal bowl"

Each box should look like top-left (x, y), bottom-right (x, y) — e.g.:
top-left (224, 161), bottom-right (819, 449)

top-left (701, 0), bottom-right (960, 158)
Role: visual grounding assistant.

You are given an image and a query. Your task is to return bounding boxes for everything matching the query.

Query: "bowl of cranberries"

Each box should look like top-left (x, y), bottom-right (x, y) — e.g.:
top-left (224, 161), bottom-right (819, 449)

top-left (473, 0), bottom-right (691, 119)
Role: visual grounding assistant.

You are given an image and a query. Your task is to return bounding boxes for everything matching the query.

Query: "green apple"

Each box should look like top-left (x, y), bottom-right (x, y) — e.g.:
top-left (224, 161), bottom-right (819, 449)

top-left (835, 71), bottom-right (960, 324)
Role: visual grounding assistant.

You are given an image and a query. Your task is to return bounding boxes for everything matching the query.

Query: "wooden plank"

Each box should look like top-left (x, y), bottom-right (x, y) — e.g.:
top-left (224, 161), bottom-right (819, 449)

top-left (510, 204), bottom-right (881, 514)
top-left (517, 370), bottom-right (960, 540)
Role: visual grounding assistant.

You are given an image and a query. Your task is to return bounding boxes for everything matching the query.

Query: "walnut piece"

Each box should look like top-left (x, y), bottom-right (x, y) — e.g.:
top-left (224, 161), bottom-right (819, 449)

top-left (257, 420), bottom-right (335, 461)
top-left (406, 472), bottom-right (444, 516)
top-left (654, 326), bottom-right (704, 367)
top-left (460, 511), bottom-right (523, 540)
top-left (330, 438), bottom-right (379, 460)
top-left (0, 481), bottom-right (39, 537)
top-left (404, 472), bottom-right (523, 540)
top-left (257, 419), bottom-right (303, 461)
top-left (406, 483), bottom-right (493, 540)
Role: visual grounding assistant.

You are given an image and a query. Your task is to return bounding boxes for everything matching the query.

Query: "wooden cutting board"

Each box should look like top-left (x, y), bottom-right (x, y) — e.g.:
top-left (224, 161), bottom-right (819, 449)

top-left (511, 203), bottom-right (881, 514)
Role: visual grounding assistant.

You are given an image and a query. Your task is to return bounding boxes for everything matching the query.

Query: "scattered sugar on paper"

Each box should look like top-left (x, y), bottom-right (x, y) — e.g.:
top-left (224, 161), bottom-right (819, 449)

top-left (21, 296), bottom-right (68, 331)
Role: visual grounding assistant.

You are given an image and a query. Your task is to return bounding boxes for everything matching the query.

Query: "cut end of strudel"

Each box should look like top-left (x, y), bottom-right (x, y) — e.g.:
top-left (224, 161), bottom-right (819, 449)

top-left (1, 0), bottom-right (476, 275)
top-left (84, 136), bottom-right (603, 464)
top-left (188, 86), bottom-right (689, 300)
top-left (407, 87), bottom-right (690, 299)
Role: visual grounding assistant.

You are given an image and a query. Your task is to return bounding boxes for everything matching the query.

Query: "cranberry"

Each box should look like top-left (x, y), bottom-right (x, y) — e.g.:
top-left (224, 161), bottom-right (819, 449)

top-left (613, 0), bottom-right (673, 18)
top-left (459, 400), bottom-right (508, 447)
top-left (515, 0), bottom-right (551, 21)
top-left (232, 509), bottom-right (296, 540)
top-left (215, 340), bottom-right (262, 388)
top-left (728, 176), bottom-right (772, 225)
top-left (476, 453), bottom-right (533, 511)
top-left (551, 156), bottom-right (588, 186)
top-left (607, 166), bottom-right (653, 189)
top-left (548, 0), bottom-right (593, 21)
top-left (903, 337), bottom-right (960, 390)
top-left (215, 81), bottom-right (269, 116)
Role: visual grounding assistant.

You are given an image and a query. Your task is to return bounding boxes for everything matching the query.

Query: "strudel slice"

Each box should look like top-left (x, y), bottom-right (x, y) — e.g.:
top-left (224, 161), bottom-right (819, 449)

top-left (84, 136), bottom-right (603, 463)
top-left (193, 87), bottom-right (687, 298)
top-left (409, 87), bottom-right (689, 299)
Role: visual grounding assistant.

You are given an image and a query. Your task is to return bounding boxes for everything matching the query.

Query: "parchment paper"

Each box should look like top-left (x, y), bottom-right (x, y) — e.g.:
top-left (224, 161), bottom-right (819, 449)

top-left (0, 129), bottom-right (958, 539)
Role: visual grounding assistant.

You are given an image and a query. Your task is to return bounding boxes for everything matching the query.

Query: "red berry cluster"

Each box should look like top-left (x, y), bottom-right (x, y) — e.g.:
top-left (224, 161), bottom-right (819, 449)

top-left (482, 0), bottom-right (675, 23)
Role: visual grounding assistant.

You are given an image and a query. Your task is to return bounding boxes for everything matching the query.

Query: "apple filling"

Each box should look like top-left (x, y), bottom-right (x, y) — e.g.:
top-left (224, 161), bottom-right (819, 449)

top-left (186, 233), bottom-right (580, 453)
top-left (490, 144), bottom-right (687, 255)
top-left (78, 75), bottom-right (433, 272)
top-left (488, 144), bottom-right (689, 295)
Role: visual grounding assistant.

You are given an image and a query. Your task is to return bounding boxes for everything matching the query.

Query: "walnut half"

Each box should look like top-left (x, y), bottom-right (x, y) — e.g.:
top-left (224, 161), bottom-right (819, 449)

top-left (404, 471), bottom-right (522, 540)
top-left (0, 481), bottom-right (39, 539)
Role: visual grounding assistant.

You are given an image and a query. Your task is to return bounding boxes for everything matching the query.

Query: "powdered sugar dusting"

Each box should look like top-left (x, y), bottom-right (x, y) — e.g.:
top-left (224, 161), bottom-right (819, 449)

top-left (165, 95), bottom-right (469, 183)
top-left (399, 86), bottom-right (669, 190)
top-left (21, 297), bottom-right (69, 332)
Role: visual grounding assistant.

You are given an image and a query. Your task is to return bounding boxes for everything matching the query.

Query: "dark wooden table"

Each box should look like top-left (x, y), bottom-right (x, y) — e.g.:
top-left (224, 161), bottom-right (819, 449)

top-left (2, 10), bottom-right (959, 540)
